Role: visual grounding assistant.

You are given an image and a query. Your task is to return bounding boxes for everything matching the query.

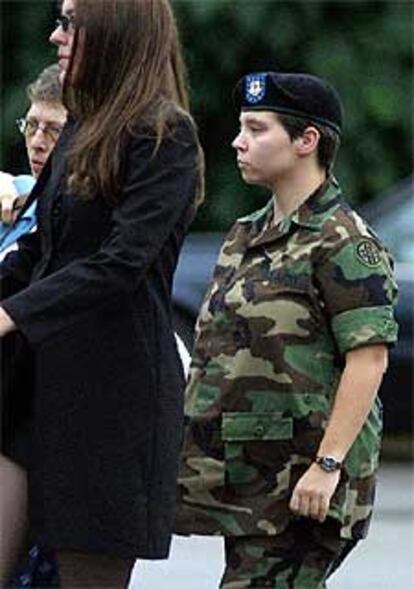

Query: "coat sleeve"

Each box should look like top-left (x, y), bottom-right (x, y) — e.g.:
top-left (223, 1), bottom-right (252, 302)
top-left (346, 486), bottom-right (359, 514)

top-left (1, 117), bottom-right (200, 346)
top-left (1, 168), bottom-right (50, 297)
top-left (0, 229), bottom-right (42, 299)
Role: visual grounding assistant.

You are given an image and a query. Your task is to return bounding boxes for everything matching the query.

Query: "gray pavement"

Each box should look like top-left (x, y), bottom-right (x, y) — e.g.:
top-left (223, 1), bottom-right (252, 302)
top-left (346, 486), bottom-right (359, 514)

top-left (130, 463), bottom-right (414, 588)
top-left (330, 463), bottom-right (414, 589)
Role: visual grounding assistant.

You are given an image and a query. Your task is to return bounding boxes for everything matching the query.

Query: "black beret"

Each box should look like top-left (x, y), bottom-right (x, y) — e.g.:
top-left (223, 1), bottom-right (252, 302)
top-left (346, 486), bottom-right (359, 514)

top-left (233, 72), bottom-right (344, 135)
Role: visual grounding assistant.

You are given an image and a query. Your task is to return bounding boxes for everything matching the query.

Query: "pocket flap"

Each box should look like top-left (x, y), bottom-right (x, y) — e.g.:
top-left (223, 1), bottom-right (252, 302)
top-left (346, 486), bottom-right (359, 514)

top-left (222, 412), bottom-right (293, 441)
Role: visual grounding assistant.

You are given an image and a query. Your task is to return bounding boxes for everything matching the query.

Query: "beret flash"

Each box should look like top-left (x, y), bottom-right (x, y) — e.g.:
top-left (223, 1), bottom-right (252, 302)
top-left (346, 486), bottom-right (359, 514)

top-left (233, 72), bottom-right (344, 135)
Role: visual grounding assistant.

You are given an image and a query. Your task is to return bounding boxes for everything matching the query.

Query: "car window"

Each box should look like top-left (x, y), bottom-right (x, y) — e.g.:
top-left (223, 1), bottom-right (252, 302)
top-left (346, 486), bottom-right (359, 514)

top-left (371, 197), bottom-right (414, 263)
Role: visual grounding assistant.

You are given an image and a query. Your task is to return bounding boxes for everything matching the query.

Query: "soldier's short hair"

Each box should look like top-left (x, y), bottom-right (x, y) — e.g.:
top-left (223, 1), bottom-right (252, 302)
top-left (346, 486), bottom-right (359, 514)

top-left (276, 113), bottom-right (341, 174)
top-left (26, 64), bottom-right (62, 104)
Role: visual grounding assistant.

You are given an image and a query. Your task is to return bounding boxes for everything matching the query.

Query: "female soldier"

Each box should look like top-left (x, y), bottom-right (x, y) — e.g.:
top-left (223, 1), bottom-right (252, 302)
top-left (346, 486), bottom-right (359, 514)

top-left (176, 72), bottom-right (398, 588)
top-left (0, 0), bottom-right (203, 587)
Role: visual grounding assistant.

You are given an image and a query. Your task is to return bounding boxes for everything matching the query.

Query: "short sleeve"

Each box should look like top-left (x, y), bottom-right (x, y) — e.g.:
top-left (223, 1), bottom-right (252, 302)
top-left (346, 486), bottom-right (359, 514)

top-left (315, 236), bottom-right (399, 355)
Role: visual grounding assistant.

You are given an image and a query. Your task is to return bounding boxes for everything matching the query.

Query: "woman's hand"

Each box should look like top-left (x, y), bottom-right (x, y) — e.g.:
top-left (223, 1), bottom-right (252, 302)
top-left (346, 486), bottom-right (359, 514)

top-left (289, 345), bottom-right (388, 523)
top-left (0, 307), bottom-right (16, 337)
top-left (289, 463), bottom-right (341, 522)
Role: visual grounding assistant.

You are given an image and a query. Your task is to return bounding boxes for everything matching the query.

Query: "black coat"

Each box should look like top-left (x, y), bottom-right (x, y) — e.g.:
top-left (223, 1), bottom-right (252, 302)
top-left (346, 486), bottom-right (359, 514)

top-left (0, 115), bottom-right (200, 559)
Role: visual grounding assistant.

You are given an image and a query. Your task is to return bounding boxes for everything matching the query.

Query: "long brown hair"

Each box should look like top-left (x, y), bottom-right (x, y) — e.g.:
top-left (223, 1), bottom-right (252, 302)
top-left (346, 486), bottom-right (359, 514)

top-left (64, 0), bottom-right (202, 203)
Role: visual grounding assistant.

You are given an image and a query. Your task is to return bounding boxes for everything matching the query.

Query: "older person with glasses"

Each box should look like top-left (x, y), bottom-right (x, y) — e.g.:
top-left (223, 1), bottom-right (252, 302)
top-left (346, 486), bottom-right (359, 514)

top-left (0, 64), bottom-right (66, 259)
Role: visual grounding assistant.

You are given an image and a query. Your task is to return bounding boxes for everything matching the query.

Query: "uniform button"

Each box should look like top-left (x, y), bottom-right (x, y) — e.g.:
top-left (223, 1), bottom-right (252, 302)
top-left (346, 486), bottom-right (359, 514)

top-left (304, 395), bottom-right (312, 405)
top-left (52, 202), bottom-right (62, 216)
top-left (254, 424), bottom-right (265, 438)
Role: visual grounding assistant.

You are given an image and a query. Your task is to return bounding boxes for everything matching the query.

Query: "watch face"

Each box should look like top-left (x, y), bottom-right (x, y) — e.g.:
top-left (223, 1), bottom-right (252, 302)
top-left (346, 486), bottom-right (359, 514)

top-left (317, 456), bottom-right (341, 472)
top-left (324, 457), bottom-right (336, 470)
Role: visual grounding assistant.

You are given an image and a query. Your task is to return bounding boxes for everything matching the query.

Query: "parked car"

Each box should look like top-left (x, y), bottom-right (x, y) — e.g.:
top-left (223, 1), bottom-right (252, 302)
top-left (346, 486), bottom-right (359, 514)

top-left (173, 177), bottom-right (413, 433)
top-left (359, 176), bottom-right (413, 434)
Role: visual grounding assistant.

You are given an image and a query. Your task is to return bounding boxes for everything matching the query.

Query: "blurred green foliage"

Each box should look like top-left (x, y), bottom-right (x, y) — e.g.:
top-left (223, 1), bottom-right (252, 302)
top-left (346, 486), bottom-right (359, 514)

top-left (175, 0), bottom-right (413, 229)
top-left (1, 0), bottom-right (56, 175)
top-left (1, 0), bottom-right (412, 231)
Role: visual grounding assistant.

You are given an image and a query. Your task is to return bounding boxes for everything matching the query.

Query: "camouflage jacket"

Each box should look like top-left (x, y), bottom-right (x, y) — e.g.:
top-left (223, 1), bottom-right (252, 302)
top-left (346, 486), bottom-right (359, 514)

top-left (176, 177), bottom-right (398, 541)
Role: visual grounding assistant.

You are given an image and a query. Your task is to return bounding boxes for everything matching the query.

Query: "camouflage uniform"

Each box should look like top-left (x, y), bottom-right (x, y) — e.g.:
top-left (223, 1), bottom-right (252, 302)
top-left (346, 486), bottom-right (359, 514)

top-left (221, 518), bottom-right (357, 588)
top-left (176, 177), bottom-right (398, 587)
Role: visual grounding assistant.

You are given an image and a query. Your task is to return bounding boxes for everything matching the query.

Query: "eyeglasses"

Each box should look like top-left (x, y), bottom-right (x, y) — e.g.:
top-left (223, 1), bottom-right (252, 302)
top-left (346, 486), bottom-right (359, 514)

top-left (55, 14), bottom-right (76, 33)
top-left (16, 118), bottom-right (64, 143)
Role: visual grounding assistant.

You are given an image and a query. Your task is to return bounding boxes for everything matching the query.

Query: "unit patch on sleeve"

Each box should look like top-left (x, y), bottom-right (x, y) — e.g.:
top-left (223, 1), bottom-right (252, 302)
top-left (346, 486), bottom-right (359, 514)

top-left (355, 239), bottom-right (382, 268)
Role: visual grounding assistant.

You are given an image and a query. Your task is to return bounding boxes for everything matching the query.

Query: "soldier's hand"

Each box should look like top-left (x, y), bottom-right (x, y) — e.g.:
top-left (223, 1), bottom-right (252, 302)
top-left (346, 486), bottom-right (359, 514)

top-left (289, 463), bottom-right (341, 522)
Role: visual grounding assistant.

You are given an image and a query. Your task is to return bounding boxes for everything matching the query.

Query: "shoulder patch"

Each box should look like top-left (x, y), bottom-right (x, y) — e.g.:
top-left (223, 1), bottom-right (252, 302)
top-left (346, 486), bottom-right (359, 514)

top-left (355, 239), bottom-right (382, 267)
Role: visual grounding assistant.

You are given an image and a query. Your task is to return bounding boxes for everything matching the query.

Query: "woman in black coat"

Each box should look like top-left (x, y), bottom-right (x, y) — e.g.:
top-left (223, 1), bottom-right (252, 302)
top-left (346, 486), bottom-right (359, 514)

top-left (0, 0), bottom-right (203, 586)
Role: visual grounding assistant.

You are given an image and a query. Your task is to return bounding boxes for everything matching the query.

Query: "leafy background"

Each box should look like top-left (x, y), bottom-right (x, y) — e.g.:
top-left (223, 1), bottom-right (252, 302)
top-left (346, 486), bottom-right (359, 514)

top-left (1, 0), bottom-right (412, 231)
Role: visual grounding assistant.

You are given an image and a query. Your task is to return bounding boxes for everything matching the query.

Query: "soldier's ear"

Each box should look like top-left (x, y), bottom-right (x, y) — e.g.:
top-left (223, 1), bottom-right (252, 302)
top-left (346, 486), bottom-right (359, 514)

top-left (294, 126), bottom-right (320, 157)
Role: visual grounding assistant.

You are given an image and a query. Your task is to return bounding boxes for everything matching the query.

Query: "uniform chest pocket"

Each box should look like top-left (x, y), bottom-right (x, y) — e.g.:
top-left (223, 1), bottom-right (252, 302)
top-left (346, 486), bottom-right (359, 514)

top-left (222, 412), bottom-right (293, 495)
top-left (242, 275), bottom-right (313, 304)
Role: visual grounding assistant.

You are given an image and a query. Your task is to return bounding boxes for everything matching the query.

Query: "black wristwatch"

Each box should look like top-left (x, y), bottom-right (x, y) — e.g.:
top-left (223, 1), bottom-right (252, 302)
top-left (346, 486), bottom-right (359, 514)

top-left (315, 455), bottom-right (342, 473)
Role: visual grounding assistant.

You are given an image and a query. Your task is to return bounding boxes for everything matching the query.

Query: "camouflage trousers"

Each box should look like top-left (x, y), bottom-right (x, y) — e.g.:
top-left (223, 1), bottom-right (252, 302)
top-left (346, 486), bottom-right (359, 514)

top-left (220, 518), bottom-right (357, 588)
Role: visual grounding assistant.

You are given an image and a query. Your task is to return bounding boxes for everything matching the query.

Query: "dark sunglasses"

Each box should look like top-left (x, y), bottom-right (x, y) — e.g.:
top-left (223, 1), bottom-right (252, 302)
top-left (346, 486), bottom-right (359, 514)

top-left (55, 14), bottom-right (76, 33)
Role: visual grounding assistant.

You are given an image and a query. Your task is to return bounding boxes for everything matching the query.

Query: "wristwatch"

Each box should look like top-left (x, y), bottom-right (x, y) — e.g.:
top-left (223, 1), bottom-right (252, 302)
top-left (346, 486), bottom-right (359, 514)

top-left (315, 455), bottom-right (342, 473)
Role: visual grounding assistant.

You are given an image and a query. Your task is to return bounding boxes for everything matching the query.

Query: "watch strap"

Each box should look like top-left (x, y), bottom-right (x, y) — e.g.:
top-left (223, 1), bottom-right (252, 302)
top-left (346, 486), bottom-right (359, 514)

top-left (315, 455), bottom-right (342, 472)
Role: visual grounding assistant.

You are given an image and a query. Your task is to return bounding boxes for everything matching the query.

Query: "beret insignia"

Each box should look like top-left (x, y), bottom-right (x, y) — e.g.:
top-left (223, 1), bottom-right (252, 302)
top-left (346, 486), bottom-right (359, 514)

top-left (245, 73), bottom-right (267, 104)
